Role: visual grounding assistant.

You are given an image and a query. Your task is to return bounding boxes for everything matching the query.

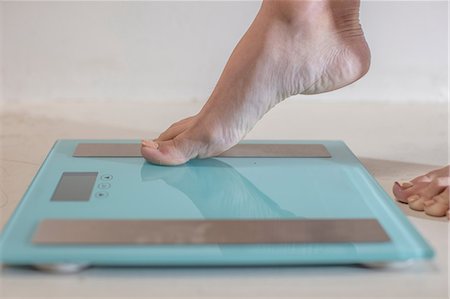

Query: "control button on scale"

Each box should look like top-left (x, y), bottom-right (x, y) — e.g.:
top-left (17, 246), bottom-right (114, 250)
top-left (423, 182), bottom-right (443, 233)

top-left (100, 174), bottom-right (113, 181)
top-left (95, 191), bottom-right (109, 198)
top-left (97, 182), bottom-right (111, 189)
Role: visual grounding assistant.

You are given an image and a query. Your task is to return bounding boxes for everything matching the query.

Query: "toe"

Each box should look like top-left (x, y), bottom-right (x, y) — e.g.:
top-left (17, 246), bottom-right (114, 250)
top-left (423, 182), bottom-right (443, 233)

top-left (393, 181), bottom-right (414, 203)
top-left (424, 187), bottom-right (449, 217)
top-left (157, 124), bottom-right (189, 142)
top-left (416, 177), bottom-right (449, 198)
top-left (410, 174), bottom-right (433, 184)
top-left (393, 181), bottom-right (428, 203)
top-left (410, 166), bottom-right (449, 185)
top-left (393, 177), bottom-right (449, 203)
top-left (426, 165), bottom-right (450, 179)
top-left (407, 194), bottom-right (427, 211)
top-left (141, 138), bottom-right (194, 166)
top-left (156, 116), bottom-right (196, 142)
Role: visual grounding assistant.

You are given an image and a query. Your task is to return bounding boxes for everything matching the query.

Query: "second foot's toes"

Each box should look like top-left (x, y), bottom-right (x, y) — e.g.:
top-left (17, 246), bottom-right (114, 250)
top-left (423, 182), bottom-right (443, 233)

top-left (424, 187), bottom-right (449, 217)
top-left (393, 166), bottom-right (450, 219)
top-left (393, 176), bottom-right (449, 204)
top-left (401, 179), bottom-right (448, 212)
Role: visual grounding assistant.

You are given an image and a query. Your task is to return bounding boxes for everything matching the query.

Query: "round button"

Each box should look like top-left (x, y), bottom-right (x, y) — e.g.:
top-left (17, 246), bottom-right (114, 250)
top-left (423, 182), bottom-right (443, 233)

top-left (100, 174), bottom-right (113, 181)
top-left (97, 182), bottom-right (111, 189)
top-left (95, 191), bottom-right (109, 198)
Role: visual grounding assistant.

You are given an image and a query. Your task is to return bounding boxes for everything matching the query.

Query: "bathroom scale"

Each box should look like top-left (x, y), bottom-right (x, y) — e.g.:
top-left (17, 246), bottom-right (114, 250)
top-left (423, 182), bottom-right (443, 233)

top-left (0, 140), bottom-right (434, 272)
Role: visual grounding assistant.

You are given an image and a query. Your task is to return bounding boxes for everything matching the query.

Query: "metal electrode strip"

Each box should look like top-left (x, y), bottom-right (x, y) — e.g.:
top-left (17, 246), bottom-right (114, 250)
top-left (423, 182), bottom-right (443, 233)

top-left (73, 143), bottom-right (331, 158)
top-left (32, 219), bottom-right (389, 245)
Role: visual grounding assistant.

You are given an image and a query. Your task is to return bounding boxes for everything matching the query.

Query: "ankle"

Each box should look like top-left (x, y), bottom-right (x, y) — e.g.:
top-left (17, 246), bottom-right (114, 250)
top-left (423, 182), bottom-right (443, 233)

top-left (262, 0), bottom-right (332, 26)
top-left (261, 0), bottom-right (361, 35)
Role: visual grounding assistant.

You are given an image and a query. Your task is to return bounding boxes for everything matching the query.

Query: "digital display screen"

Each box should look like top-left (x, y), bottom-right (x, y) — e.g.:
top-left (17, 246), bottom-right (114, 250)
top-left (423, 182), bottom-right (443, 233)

top-left (51, 172), bottom-right (98, 201)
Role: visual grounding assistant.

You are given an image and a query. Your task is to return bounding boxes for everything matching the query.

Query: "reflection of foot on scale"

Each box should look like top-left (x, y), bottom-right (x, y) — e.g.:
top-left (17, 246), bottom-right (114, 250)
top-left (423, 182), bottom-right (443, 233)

top-left (0, 140), bottom-right (433, 273)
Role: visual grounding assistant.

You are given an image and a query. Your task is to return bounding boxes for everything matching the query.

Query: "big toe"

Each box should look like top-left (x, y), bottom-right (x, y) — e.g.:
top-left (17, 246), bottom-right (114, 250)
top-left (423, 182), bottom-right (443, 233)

top-left (141, 139), bottom-right (193, 166)
top-left (393, 181), bottom-right (413, 203)
top-left (393, 181), bottom-right (428, 203)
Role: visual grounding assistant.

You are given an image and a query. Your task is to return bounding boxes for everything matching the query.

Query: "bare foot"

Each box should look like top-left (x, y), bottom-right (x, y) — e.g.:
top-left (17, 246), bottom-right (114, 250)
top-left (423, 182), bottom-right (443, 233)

top-left (393, 165), bottom-right (450, 219)
top-left (142, 0), bottom-right (370, 165)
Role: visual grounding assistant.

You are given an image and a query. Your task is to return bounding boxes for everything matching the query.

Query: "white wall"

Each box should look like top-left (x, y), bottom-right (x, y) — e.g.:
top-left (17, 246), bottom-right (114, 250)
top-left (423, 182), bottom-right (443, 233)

top-left (1, 1), bottom-right (448, 103)
top-left (0, 2), bottom-right (4, 101)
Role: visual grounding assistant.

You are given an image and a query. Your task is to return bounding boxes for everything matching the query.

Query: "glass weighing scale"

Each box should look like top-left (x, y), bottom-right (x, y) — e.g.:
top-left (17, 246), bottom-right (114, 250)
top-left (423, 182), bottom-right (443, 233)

top-left (0, 140), bottom-right (434, 272)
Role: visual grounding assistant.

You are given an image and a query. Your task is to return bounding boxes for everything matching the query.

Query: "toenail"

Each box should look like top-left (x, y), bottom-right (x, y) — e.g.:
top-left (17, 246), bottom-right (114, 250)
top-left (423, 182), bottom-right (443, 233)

top-left (142, 139), bottom-right (159, 150)
top-left (407, 195), bottom-right (420, 203)
top-left (400, 181), bottom-right (414, 188)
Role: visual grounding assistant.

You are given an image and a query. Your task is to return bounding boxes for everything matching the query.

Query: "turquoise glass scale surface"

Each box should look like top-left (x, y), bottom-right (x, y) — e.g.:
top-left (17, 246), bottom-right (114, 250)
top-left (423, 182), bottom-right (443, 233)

top-left (0, 140), bottom-right (433, 266)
